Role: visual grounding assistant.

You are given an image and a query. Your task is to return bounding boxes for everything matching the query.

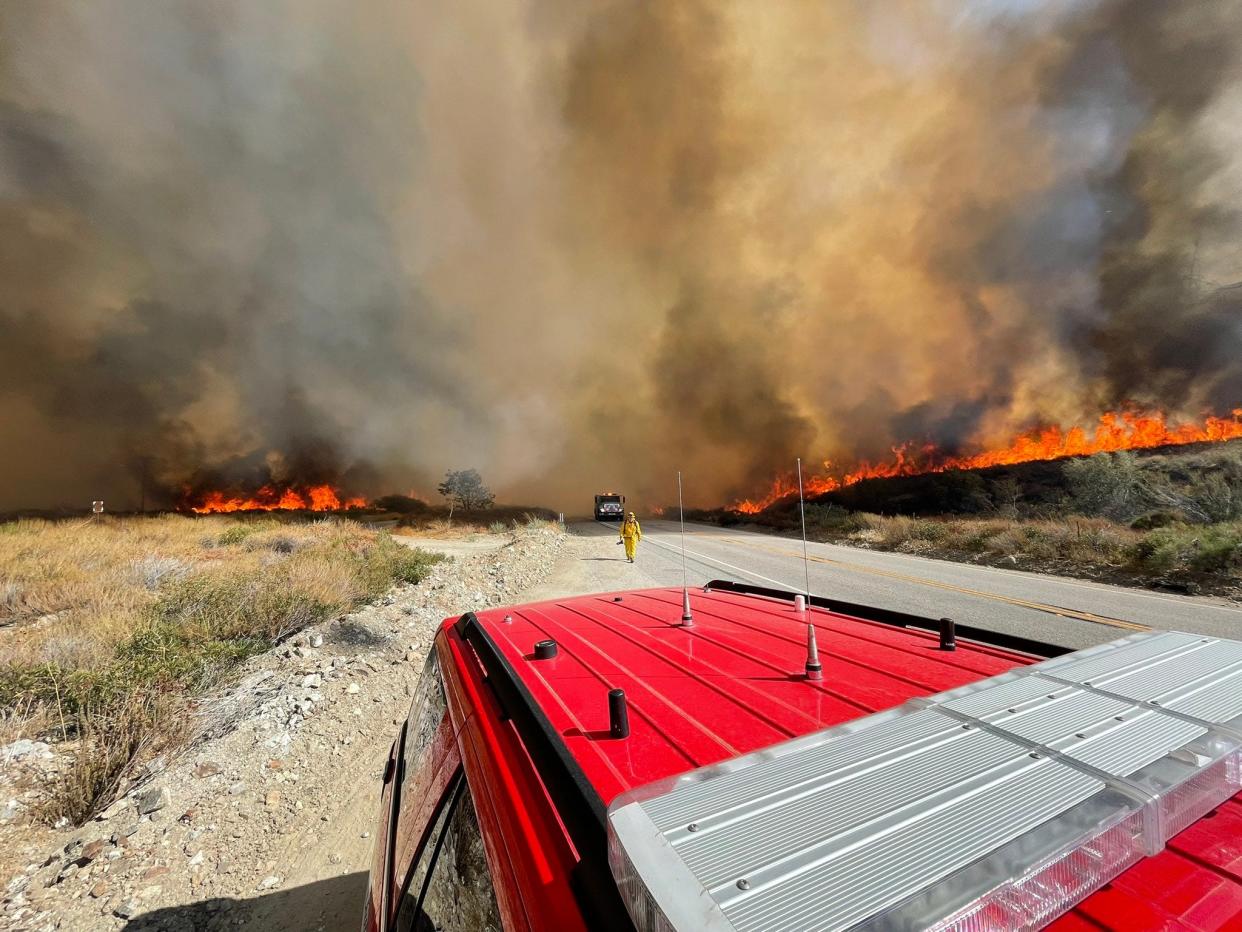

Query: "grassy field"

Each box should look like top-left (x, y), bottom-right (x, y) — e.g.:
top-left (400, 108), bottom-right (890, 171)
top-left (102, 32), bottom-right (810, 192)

top-left (0, 515), bottom-right (440, 824)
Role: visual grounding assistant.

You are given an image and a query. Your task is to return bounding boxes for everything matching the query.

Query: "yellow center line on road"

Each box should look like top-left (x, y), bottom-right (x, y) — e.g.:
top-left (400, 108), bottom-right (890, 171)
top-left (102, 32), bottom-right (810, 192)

top-left (714, 536), bottom-right (1152, 632)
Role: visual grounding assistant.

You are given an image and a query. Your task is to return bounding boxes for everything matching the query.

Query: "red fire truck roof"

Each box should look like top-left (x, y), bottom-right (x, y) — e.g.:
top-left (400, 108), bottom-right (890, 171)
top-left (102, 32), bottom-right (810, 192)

top-left (463, 585), bottom-right (1242, 930)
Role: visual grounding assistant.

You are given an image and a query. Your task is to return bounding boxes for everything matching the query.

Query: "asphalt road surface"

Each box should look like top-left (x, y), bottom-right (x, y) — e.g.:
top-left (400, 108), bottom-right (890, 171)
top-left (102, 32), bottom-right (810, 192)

top-left (562, 519), bottom-right (1242, 650)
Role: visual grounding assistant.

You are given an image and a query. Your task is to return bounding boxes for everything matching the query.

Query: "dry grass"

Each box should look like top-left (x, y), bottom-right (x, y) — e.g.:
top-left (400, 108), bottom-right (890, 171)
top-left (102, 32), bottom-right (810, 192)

top-left (0, 514), bottom-right (440, 823)
top-left (398, 509), bottom-right (563, 539)
top-left (396, 505), bottom-right (559, 536)
top-left (796, 510), bottom-right (1242, 591)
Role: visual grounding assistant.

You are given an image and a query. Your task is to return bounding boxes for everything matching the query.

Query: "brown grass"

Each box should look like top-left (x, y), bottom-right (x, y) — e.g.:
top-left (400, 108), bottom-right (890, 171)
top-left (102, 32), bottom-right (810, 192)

top-left (0, 514), bottom-right (441, 823)
top-left (796, 511), bottom-right (1242, 592)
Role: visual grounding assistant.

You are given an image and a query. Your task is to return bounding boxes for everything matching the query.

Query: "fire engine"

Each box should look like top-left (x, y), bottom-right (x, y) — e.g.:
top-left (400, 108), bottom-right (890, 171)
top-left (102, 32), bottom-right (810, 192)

top-left (595, 492), bottom-right (626, 521)
top-left (363, 582), bottom-right (1242, 931)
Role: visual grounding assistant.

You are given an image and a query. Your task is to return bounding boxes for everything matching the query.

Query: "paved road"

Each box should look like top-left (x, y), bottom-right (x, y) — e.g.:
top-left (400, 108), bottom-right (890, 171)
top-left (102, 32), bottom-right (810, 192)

top-left (565, 519), bottom-right (1242, 650)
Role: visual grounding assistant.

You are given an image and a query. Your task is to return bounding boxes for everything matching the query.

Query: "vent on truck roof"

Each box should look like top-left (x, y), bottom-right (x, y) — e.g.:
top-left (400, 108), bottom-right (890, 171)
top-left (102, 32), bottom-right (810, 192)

top-left (607, 630), bottom-right (1242, 932)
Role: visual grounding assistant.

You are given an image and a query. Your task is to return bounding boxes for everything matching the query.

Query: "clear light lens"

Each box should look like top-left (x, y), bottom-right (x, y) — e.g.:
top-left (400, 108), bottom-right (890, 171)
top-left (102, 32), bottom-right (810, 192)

top-left (925, 807), bottom-right (1147, 932)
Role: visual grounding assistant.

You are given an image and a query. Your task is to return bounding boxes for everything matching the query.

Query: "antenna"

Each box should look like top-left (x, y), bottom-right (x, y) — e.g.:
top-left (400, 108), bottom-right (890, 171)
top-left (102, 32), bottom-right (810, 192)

top-left (797, 457), bottom-right (811, 609)
top-left (678, 471), bottom-right (693, 626)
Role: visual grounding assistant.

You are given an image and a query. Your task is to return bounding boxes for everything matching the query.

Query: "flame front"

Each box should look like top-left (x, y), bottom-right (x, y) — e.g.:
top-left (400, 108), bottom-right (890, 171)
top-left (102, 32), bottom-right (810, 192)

top-left (185, 484), bottom-right (367, 514)
top-left (734, 409), bottom-right (1242, 514)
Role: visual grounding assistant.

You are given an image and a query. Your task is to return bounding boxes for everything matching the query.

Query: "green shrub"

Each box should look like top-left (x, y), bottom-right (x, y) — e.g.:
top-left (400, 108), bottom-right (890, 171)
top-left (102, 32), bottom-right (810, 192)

top-left (1131, 511), bottom-right (1177, 531)
top-left (1064, 452), bottom-right (1148, 521)
top-left (803, 504), bottom-right (870, 536)
top-left (1190, 526), bottom-right (1242, 572)
top-left (1129, 530), bottom-right (1183, 574)
top-left (1128, 523), bottom-right (1242, 575)
top-left (908, 519), bottom-right (950, 543)
top-left (214, 524), bottom-right (257, 546)
top-left (1188, 474), bottom-right (1242, 523)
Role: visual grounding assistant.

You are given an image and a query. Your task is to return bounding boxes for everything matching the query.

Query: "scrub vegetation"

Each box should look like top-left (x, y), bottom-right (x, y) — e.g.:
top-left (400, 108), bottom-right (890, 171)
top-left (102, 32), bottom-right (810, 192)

top-left (691, 440), bottom-right (1242, 597)
top-left (0, 515), bottom-right (440, 824)
top-left (368, 494), bottom-right (559, 535)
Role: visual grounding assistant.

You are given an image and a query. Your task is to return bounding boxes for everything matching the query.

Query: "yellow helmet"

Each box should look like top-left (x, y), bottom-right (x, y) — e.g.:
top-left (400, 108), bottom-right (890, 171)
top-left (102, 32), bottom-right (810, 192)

top-left (627, 511), bottom-right (636, 517)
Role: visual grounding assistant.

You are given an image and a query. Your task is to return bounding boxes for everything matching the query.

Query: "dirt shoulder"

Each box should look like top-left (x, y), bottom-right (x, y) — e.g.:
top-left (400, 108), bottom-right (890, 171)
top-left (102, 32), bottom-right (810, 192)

top-left (0, 525), bottom-right (568, 932)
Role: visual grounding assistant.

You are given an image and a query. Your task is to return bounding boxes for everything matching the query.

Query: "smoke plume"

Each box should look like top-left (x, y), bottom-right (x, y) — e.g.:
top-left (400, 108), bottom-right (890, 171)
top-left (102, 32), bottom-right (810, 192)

top-left (2, 0), bottom-right (1241, 511)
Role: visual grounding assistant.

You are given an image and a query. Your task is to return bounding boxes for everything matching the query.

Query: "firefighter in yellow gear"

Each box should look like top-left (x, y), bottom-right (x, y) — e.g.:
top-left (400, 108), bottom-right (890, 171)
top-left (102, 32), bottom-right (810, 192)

top-left (619, 512), bottom-right (642, 563)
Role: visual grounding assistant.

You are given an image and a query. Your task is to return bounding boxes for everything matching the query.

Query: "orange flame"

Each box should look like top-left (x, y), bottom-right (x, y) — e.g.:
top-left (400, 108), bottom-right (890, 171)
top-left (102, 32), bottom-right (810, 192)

top-left (734, 408), bottom-right (1242, 514)
top-left (186, 484), bottom-right (367, 514)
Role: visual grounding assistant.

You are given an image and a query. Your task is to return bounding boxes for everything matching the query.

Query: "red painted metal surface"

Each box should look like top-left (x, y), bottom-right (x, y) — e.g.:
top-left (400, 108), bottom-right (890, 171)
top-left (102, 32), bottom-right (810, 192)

top-left (468, 586), bottom-right (1242, 931)
top-left (374, 585), bottom-right (1242, 931)
top-left (474, 587), bottom-right (1027, 802)
top-left (438, 627), bottom-right (589, 932)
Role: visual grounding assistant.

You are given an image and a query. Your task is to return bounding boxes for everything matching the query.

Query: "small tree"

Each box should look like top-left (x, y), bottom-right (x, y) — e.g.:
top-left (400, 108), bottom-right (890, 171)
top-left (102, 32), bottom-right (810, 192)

top-left (437, 469), bottom-right (495, 522)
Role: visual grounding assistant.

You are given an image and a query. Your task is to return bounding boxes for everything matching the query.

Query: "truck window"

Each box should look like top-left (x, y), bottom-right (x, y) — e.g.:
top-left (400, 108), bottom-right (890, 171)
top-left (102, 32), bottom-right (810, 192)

top-left (394, 773), bottom-right (502, 932)
top-left (404, 650), bottom-right (448, 775)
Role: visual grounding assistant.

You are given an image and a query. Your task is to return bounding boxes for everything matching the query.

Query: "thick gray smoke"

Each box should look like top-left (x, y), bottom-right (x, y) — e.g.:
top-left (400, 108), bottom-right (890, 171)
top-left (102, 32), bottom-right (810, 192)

top-left (2, 0), bottom-right (1240, 511)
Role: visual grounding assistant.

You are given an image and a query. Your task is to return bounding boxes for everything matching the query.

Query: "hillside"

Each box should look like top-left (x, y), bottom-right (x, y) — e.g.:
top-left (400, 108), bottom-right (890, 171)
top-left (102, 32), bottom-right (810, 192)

top-left (690, 439), bottom-right (1242, 597)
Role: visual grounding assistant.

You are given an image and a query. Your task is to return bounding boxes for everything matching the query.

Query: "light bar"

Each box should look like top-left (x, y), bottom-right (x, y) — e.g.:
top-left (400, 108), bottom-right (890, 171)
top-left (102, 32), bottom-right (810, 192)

top-left (607, 631), bottom-right (1242, 931)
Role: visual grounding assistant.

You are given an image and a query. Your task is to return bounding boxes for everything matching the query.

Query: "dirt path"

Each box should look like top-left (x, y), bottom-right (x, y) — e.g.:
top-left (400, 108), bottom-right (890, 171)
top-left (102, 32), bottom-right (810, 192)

top-left (0, 525), bottom-right (575, 932)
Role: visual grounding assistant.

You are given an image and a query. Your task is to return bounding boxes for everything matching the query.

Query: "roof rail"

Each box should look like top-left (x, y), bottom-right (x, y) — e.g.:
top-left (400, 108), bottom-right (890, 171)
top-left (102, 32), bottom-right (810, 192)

top-left (702, 579), bottom-right (1072, 658)
top-left (452, 613), bottom-right (636, 932)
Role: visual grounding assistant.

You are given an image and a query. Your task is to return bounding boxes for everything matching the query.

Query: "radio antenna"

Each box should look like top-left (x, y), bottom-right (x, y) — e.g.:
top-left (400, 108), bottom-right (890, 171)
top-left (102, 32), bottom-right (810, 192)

top-left (797, 457), bottom-right (811, 609)
top-left (678, 470), bottom-right (693, 626)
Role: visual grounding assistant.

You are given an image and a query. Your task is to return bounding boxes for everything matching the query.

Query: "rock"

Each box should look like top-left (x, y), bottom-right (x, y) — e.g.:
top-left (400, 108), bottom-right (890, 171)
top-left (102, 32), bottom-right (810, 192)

top-left (264, 791), bottom-right (281, 809)
top-left (89, 881), bottom-right (110, 899)
top-left (113, 900), bottom-right (138, 919)
top-left (309, 634), bottom-right (324, 648)
top-left (94, 796), bottom-right (130, 822)
top-left (346, 683), bottom-right (360, 695)
top-left (258, 875), bottom-right (282, 891)
top-left (228, 782), bottom-right (246, 796)
top-left (0, 739), bottom-right (54, 763)
top-left (194, 761), bottom-right (222, 779)
top-left (188, 850), bottom-right (204, 867)
top-left (136, 785), bottom-right (170, 815)
top-left (178, 809), bottom-right (196, 824)
top-left (142, 865), bottom-right (171, 881)
top-left (300, 673), bottom-right (322, 690)
top-left (78, 840), bottom-right (107, 864)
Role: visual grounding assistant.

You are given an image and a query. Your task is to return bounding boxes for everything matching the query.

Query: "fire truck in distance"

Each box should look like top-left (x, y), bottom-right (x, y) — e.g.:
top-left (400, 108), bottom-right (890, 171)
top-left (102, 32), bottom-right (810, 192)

top-left (594, 492), bottom-right (625, 521)
top-left (363, 582), bottom-right (1242, 932)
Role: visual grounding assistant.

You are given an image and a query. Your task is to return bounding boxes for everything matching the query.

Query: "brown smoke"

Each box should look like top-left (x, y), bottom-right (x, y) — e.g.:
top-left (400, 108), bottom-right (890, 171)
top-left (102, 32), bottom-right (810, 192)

top-left (2, 0), bottom-right (1241, 511)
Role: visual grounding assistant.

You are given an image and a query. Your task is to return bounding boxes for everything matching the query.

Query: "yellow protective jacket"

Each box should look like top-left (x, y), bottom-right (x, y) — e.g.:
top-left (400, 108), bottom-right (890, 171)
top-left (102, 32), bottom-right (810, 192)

top-left (620, 517), bottom-right (642, 541)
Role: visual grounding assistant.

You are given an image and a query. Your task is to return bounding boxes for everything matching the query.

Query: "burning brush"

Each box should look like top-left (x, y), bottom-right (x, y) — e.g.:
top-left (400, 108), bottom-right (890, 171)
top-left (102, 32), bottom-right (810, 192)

top-left (736, 408), bottom-right (1242, 514)
top-left (180, 483), bottom-right (367, 514)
